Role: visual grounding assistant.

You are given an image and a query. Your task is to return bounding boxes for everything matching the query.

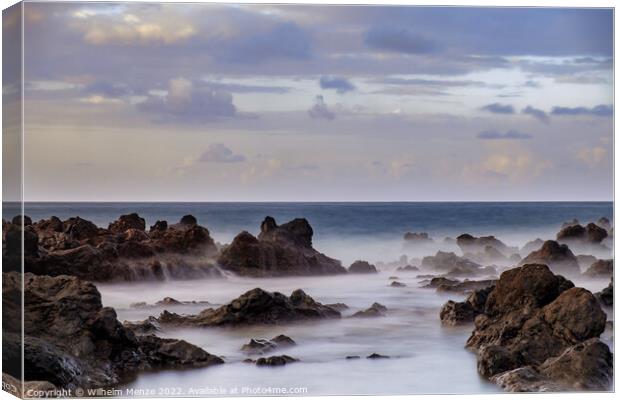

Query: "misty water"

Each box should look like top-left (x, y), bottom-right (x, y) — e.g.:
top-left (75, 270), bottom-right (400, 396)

top-left (16, 202), bottom-right (613, 395)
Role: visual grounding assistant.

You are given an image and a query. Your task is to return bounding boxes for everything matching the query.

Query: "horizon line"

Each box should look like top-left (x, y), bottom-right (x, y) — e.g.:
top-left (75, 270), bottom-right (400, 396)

top-left (3, 200), bottom-right (614, 204)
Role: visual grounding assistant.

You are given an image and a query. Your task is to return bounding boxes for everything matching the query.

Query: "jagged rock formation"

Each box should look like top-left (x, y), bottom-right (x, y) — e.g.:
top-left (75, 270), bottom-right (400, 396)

top-left (156, 288), bottom-right (341, 327)
top-left (519, 240), bottom-right (580, 276)
top-left (348, 260), bottom-right (378, 274)
top-left (2, 214), bottom-right (219, 282)
top-left (217, 216), bottom-right (346, 276)
top-left (2, 272), bottom-right (223, 391)
top-left (462, 264), bottom-right (611, 392)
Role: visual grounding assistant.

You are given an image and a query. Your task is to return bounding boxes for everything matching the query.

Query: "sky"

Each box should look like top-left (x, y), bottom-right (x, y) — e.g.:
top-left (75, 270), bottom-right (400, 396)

top-left (3, 2), bottom-right (614, 201)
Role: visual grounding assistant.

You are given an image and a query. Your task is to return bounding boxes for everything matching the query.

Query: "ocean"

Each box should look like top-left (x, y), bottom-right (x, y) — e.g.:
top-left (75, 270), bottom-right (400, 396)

top-left (6, 201), bottom-right (613, 395)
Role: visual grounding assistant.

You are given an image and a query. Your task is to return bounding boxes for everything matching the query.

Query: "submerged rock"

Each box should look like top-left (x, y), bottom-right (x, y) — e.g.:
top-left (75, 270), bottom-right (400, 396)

top-left (396, 265), bottom-right (419, 272)
top-left (463, 264), bottom-right (611, 392)
top-left (456, 234), bottom-right (516, 256)
top-left (403, 232), bottom-right (433, 243)
top-left (367, 353), bottom-right (390, 359)
top-left (390, 281), bottom-right (406, 287)
top-left (157, 288), bottom-right (341, 327)
top-left (421, 251), bottom-right (489, 276)
top-left (218, 217), bottom-right (346, 277)
top-left (351, 303), bottom-right (387, 318)
top-left (254, 355), bottom-right (299, 367)
top-left (241, 335), bottom-right (296, 355)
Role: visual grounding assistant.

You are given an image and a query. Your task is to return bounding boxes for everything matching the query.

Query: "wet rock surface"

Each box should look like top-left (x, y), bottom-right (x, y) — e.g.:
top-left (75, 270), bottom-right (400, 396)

top-left (2, 272), bottom-right (222, 390)
top-left (217, 217), bottom-right (346, 277)
top-left (440, 286), bottom-right (494, 326)
top-left (157, 288), bottom-right (341, 327)
top-left (459, 264), bottom-right (611, 392)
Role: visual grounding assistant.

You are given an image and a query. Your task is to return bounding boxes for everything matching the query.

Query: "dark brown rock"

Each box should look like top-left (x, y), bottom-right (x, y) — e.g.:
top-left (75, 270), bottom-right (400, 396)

top-left (351, 302), bottom-right (387, 318)
top-left (518, 240), bottom-right (580, 276)
top-left (557, 223), bottom-right (607, 244)
top-left (150, 220), bottom-right (168, 232)
top-left (583, 259), bottom-right (613, 278)
top-left (348, 260), bottom-right (377, 274)
top-left (218, 217), bottom-right (345, 277)
top-left (108, 213), bottom-right (146, 233)
top-left (255, 355), bottom-right (298, 366)
top-left (157, 288), bottom-right (341, 327)
top-left (596, 279), bottom-right (613, 307)
top-left (464, 264), bottom-right (609, 392)
top-left (4, 272), bottom-right (221, 390)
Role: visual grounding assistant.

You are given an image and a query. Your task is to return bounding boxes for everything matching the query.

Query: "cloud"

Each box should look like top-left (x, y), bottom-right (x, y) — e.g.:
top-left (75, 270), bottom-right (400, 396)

top-left (577, 146), bottom-right (607, 167)
top-left (308, 95), bottom-right (335, 120)
top-left (198, 143), bottom-right (246, 163)
top-left (319, 76), bottom-right (355, 93)
top-left (364, 26), bottom-right (438, 54)
top-left (551, 104), bottom-right (613, 117)
top-left (222, 22), bottom-right (312, 64)
top-left (83, 81), bottom-right (131, 97)
top-left (522, 105), bottom-right (549, 123)
top-left (477, 129), bottom-right (532, 140)
top-left (137, 77), bottom-right (238, 123)
top-left (481, 103), bottom-right (515, 114)
top-left (201, 81), bottom-right (290, 94)
top-left (83, 19), bottom-right (196, 45)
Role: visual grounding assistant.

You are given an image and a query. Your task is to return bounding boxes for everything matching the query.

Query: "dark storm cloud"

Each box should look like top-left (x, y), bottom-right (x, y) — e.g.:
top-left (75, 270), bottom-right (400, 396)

top-left (477, 129), bottom-right (532, 140)
top-left (481, 103), bottom-right (515, 114)
top-left (319, 76), bottom-right (356, 93)
top-left (522, 106), bottom-right (550, 124)
top-left (551, 105), bottom-right (613, 117)
top-left (221, 22), bottom-right (312, 64)
top-left (364, 26), bottom-right (438, 54)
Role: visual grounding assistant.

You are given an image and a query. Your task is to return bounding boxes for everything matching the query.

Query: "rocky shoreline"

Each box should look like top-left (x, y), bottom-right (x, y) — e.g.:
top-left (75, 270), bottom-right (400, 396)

top-left (2, 212), bottom-right (614, 393)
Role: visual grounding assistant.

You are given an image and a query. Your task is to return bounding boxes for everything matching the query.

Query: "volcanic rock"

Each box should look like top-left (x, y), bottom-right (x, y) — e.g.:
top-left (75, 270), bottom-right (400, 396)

top-left (583, 259), bottom-right (613, 278)
top-left (351, 302), bottom-right (387, 318)
top-left (519, 240), bottom-right (580, 276)
top-left (348, 260), bottom-right (378, 274)
top-left (108, 213), bottom-right (146, 233)
top-left (157, 288), bottom-right (341, 327)
top-left (218, 217), bottom-right (346, 277)
top-left (464, 264), bottom-right (610, 391)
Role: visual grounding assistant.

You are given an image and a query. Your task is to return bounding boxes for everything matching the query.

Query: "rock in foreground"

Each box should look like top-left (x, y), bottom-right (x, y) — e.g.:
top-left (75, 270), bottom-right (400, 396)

top-left (464, 264), bottom-right (611, 392)
top-left (2, 272), bottom-right (222, 391)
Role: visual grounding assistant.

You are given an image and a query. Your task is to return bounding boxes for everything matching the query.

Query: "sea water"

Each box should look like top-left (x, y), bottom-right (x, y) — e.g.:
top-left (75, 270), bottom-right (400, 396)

top-left (10, 202), bottom-right (614, 395)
